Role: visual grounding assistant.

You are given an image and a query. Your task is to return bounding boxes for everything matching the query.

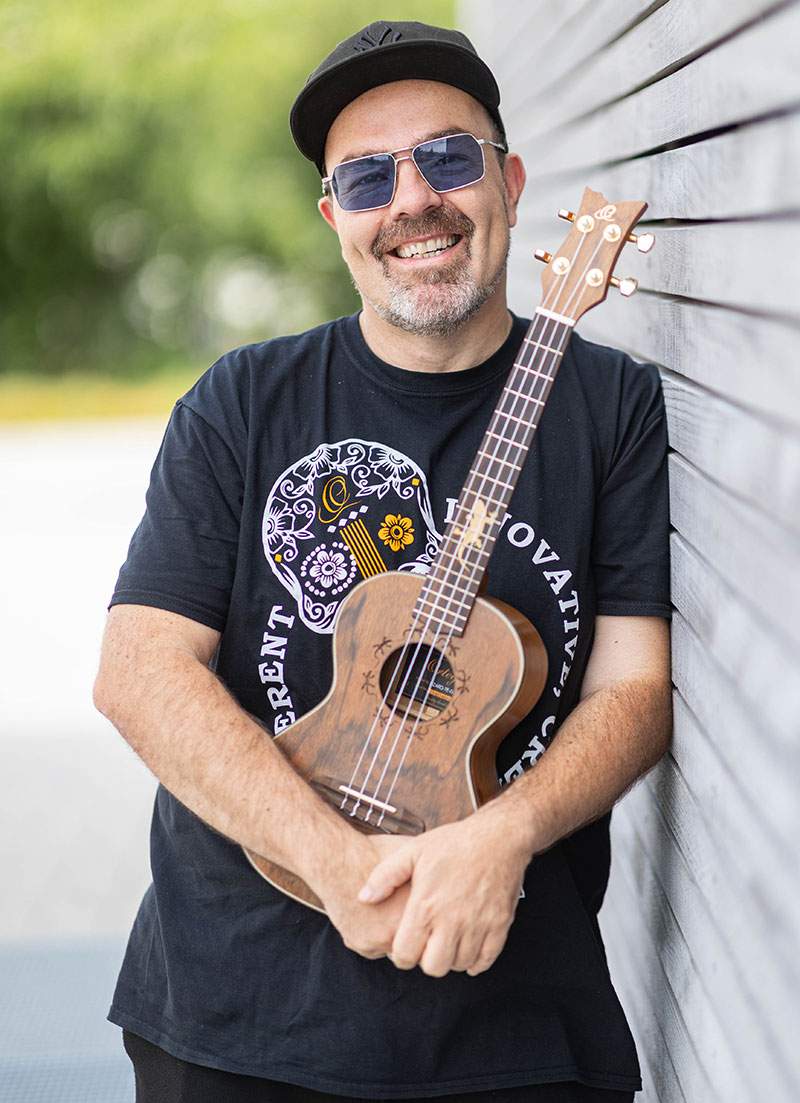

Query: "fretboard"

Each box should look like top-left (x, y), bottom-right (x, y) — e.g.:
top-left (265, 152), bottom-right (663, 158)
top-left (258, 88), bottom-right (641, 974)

top-left (414, 312), bottom-right (572, 637)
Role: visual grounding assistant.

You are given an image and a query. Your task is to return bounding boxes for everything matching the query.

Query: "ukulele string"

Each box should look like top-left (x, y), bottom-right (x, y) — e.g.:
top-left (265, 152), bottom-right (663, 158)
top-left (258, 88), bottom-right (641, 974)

top-left (369, 228), bottom-right (607, 822)
top-left (338, 594), bottom-right (432, 818)
top-left (365, 306), bottom-right (580, 823)
top-left (363, 228), bottom-right (599, 825)
top-left (372, 315), bottom-right (574, 823)
top-left (353, 226), bottom-right (605, 826)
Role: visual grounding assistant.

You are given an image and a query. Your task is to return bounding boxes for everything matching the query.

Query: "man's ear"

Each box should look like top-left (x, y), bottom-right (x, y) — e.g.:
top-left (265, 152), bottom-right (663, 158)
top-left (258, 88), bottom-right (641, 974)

top-left (318, 194), bottom-right (337, 231)
top-left (503, 153), bottom-right (526, 229)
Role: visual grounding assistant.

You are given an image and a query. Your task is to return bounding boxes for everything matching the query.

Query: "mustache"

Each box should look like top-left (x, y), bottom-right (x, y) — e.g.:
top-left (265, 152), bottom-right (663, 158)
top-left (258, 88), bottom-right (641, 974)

top-left (371, 208), bottom-right (475, 259)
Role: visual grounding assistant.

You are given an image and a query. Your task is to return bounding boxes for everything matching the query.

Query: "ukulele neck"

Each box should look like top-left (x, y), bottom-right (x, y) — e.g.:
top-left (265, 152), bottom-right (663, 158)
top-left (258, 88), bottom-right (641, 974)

top-left (414, 311), bottom-right (573, 637)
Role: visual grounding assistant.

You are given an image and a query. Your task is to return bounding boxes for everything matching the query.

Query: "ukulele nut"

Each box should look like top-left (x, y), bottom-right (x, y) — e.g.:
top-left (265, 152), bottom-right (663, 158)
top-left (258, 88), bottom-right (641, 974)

top-left (586, 268), bottom-right (604, 287)
top-left (603, 223), bottom-right (622, 242)
top-left (576, 215), bottom-right (595, 233)
top-left (552, 256), bottom-right (571, 275)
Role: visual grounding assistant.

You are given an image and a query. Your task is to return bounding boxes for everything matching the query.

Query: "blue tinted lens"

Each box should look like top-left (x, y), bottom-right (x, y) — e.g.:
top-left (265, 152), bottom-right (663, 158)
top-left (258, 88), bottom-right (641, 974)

top-left (331, 154), bottom-right (396, 211)
top-left (414, 134), bottom-right (485, 192)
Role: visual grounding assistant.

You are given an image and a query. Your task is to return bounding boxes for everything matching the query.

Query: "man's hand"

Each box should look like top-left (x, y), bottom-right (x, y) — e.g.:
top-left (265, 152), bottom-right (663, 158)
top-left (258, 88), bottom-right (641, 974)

top-left (309, 831), bottom-right (410, 960)
top-left (355, 814), bottom-right (528, 978)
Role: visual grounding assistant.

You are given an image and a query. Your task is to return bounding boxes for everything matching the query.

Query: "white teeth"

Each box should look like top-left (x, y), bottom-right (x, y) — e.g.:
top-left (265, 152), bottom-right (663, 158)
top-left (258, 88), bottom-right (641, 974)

top-left (395, 235), bottom-right (458, 259)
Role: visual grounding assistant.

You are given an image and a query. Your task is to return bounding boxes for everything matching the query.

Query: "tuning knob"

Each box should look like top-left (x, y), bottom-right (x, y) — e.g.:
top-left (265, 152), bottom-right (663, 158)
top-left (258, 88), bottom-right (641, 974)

top-left (610, 276), bottom-right (638, 297)
top-left (628, 231), bottom-right (655, 253)
top-left (534, 249), bottom-right (553, 263)
top-left (558, 209), bottom-right (575, 222)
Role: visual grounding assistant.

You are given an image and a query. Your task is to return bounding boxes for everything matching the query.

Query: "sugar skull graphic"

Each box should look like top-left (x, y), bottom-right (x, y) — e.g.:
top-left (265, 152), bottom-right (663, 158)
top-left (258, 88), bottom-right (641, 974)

top-left (262, 440), bottom-right (441, 633)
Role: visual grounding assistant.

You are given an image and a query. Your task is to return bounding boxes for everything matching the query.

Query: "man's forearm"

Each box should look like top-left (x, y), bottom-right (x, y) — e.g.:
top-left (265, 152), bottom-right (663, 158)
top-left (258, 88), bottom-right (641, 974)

top-left (93, 606), bottom-right (352, 888)
top-left (475, 669), bottom-right (673, 859)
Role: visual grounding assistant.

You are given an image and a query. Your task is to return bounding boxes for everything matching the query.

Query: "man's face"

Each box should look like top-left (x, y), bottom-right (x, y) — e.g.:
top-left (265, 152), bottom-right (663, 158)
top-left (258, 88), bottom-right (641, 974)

top-left (318, 80), bottom-right (525, 338)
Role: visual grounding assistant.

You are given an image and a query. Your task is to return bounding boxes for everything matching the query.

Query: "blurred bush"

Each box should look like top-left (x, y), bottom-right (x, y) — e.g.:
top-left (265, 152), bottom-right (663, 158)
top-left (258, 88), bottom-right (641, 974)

top-left (0, 0), bottom-right (453, 379)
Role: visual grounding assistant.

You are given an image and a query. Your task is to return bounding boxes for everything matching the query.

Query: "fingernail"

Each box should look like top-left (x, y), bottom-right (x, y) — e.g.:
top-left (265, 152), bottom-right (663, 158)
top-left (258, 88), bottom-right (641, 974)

top-left (358, 885), bottom-right (375, 902)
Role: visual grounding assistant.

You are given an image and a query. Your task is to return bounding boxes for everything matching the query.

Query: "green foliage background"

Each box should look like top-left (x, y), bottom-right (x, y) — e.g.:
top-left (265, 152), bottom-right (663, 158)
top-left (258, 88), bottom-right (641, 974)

top-left (0, 0), bottom-right (454, 381)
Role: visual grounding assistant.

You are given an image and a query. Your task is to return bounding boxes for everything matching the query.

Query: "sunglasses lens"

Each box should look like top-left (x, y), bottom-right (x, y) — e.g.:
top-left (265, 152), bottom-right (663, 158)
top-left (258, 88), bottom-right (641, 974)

top-left (414, 134), bottom-right (485, 192)
top-left (331, 154), bottom-right (396, 212)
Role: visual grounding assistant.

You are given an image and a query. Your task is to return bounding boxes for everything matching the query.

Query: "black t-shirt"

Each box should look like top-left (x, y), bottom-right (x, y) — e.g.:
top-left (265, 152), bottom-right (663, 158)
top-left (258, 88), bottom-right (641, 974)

top-left (109, 313), bottom-right (669, 1097)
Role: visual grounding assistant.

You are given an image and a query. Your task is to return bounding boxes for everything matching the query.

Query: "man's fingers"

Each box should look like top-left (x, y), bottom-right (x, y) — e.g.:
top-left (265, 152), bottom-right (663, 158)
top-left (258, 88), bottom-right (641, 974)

top-left (465, 927), bottom-right (509, 976)
top-left (389, 911), bottom-right (431, 970)
top-left (417, 926), bottom-right (462, 977)
top-left (451, 929), bottom-right (485, 973)
top-left (358, 846), bottom-right (415, 904)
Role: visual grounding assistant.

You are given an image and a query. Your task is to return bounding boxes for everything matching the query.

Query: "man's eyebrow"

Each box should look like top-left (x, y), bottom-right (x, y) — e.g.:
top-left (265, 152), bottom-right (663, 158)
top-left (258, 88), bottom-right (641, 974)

top-left (335, 127), bottom-right (470, 165)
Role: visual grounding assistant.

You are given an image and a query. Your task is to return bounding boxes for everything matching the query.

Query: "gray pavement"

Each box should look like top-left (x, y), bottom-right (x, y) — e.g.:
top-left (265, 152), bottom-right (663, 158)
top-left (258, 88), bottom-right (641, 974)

top-left (0, 417), bottom-right (169, 1098)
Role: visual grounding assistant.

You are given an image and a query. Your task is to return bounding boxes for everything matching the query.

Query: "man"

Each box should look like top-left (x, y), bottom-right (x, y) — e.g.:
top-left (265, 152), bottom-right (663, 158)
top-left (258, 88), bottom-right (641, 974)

top-left (94, 20), bottom-right (671, 1103)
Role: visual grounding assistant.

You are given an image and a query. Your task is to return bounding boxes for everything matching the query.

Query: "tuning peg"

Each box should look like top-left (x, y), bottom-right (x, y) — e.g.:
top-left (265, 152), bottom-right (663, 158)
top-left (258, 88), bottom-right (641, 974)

top-left (558, 209), bottom-right (575, 222)
top-left (534, 249), bottom-right (553, 264)
top-left (628, 231), bottom-right (655, 253)
top-left (610, 276), bottom-right (638, 297)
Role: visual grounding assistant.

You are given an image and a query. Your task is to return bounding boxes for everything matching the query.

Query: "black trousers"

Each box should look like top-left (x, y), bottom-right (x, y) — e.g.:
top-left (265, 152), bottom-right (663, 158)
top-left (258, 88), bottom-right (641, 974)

top-left (123, 1032), bottom-right (636, 1103)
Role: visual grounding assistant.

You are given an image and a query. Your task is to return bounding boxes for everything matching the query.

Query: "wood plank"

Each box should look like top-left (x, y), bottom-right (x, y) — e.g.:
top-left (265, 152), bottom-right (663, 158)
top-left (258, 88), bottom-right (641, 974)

top-left (668, 688), bottom-right (800, 972)
top-left (612, 778), bottom-right (800, 1098)
top-left (671, 608), bottom-right (800, 853)
top-left (609, 793), bottom-right (740, 1100)
top-left (599, 897), bottom-right (687, 1103)
top-left (604, 833), bottom-right (708, 1102)
top-left (517, 111), bottom-right (800, 221)
top-left (600, 865), bottom-right (692, 1103)
top-left (462, 0), bottom-right (589, 88)
top-left (544, 291), bottom-right (800, 431)
top-left (514, 2), bottom-right (800, 171)
top-left (662, 371), bottom-right (800, 535)
top-left (474, 0), bottom-right (666, 102)
top-left (514, 0), bottom-right (791, 141)
top-left (669, 453), bottom-right (800, 647)
top-left (516, 217), bottom-right (800, 316)
top-left (671, 532), bottom-right (800, 739)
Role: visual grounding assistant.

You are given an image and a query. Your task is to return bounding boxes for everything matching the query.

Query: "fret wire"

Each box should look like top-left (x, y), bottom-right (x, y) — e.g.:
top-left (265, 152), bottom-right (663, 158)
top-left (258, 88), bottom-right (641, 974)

top-left (417, 594), bottom-right (472, 614)
top-left (487, 410), bottom-right (538, 439)
top-left (476, 450), bottom-right (521, 469)
top-left (423, 577), bottom-right (484, 598)
top-left (462, 473), bottom-right (515, 491)
top-left (432, 542), bottom-right (492, 569)
top-left (489, 410), bottom-right (534, 427)
top-left (522, 338), bottom-right (562, 357)
top-left (423, 315), bottom-right (571, 631)
top-left (503, 384), bottom-right (550, 402)
top-left (483, 428), bottom-right (531, 445)
top-left (514, 364), bottom-right (554, 382)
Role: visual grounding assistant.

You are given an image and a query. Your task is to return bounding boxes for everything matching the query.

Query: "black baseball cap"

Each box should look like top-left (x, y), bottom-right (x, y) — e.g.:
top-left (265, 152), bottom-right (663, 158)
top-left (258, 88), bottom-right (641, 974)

top-left (290, 20), bottom-right (505, 175)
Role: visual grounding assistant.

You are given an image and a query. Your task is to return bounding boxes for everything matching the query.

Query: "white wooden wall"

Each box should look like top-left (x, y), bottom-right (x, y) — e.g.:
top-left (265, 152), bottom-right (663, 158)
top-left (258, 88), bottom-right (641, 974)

top-left (460, 2), bottom-right (800, 1099)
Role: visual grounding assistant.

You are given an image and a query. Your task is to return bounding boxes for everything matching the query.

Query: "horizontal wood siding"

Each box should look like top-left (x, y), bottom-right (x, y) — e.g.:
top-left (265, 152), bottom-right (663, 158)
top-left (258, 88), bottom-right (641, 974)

top-left (460, 1), bottom-right (800, 1098)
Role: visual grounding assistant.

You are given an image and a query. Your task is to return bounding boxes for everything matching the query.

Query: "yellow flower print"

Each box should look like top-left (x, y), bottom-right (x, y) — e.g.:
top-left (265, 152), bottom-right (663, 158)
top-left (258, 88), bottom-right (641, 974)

top-left (378, 514), bottom-right (415, 553)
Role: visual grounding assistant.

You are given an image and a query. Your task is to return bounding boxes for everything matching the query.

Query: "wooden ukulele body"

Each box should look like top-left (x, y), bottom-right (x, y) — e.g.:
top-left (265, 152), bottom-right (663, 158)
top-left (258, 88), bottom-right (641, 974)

top-left (244, 570), bottom-right (548, 910)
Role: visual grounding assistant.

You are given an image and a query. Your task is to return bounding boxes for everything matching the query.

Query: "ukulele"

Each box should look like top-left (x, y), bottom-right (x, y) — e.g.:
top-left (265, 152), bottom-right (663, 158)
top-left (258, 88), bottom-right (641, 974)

top-left (244, 188), bottom-right (654, 911)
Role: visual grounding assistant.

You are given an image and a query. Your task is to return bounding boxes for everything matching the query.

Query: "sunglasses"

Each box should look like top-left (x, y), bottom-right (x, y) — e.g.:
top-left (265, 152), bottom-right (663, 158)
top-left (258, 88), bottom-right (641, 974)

top-left (322, 132), bottom-right (507, 213)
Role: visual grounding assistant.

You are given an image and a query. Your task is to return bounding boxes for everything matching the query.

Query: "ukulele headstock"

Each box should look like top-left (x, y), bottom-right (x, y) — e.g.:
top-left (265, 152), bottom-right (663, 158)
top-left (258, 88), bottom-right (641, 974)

top-left (535, 188), bottom-right (651, 324)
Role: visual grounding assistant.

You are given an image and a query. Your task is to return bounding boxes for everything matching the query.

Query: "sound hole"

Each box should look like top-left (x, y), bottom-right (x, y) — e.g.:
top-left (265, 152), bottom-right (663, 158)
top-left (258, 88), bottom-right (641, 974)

top-left (379, 647), bottom-right (455, 722)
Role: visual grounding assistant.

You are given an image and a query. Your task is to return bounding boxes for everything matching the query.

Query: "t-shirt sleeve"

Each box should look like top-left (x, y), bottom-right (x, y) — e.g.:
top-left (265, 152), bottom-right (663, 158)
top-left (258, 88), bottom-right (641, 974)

top-left (110, 399), bottom-right (244, 631)
top-left (591, 362), bottom-right (671, 618)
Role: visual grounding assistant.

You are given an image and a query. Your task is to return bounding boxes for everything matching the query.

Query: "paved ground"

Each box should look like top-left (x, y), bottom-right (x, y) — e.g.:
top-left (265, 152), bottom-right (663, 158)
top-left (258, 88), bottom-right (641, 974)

top-left (0, 418), bottom-right (169, 1099)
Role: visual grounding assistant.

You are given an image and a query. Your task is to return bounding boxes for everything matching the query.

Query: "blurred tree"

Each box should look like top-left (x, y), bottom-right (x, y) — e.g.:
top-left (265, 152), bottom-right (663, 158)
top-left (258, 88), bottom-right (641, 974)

top-left (0, 0), bottom-right (453, 377)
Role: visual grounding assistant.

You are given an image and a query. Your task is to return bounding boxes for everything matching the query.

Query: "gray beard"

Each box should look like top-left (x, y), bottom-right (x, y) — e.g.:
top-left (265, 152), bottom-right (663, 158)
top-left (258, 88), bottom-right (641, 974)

top-left (354, 245), bottom-right (510, 339)
top-left (356, 201), bottom-right (512, 338)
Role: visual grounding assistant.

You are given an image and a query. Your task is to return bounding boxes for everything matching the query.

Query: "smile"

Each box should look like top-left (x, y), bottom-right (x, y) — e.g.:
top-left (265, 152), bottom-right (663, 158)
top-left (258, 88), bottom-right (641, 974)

top-left (392, 235), bottom-right (461, 259)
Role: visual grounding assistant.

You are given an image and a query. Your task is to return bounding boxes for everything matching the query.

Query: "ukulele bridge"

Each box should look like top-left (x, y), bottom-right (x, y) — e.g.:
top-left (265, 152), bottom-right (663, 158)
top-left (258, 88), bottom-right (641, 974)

top-left (312, 776), bottom-right (425, 835)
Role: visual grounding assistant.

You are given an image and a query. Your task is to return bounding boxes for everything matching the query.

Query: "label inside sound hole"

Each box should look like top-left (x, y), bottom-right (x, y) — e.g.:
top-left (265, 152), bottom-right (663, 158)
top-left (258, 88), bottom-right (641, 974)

top-left (379, 647), bottom-right (455, 721)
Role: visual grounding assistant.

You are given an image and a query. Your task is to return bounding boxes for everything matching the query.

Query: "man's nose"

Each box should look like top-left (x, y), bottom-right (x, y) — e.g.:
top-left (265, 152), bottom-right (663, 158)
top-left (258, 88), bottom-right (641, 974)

top-left (387, 155), bottom-right (443, 218)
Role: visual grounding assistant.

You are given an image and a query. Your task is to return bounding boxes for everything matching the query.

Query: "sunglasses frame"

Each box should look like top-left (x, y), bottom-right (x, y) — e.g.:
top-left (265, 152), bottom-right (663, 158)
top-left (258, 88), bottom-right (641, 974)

top-left (321, 132), bottom-right (508, 213)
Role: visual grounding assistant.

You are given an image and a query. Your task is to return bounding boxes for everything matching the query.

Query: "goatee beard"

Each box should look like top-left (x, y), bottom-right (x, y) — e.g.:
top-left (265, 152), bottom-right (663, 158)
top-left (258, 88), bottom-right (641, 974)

top-left (357, 208), bottom-right (510, 338)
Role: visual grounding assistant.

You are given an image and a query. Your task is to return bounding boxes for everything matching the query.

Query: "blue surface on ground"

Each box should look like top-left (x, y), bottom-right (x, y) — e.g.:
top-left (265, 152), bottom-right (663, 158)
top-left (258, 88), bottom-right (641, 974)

top-left (0, 939), bottom-right (133, 1102)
